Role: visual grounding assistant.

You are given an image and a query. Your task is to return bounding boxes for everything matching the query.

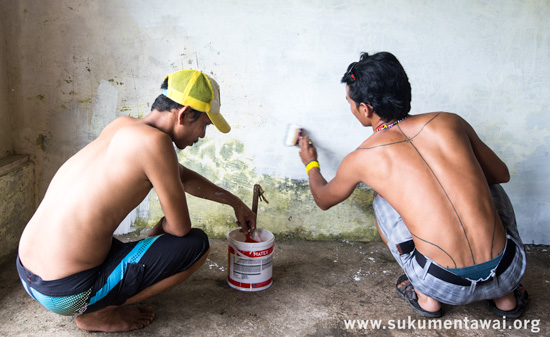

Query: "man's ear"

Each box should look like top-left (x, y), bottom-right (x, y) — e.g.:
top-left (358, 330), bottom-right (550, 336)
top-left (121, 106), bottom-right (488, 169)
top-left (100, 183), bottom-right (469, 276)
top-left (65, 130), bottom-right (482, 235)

top-left (176, 106), bottom-right (193, 125)
top-left (359, 102), bottom-right (374, 119)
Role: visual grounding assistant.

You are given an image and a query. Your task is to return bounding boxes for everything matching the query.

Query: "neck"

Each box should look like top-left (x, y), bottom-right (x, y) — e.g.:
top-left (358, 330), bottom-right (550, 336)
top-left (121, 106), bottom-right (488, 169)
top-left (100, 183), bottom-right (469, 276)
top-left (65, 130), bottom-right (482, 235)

top-left (373, 119), bottom-right (396, 130)
top-left (142, 109), bottom-right (173, 133)
top-left (372, 116), bottom-right (408, 133)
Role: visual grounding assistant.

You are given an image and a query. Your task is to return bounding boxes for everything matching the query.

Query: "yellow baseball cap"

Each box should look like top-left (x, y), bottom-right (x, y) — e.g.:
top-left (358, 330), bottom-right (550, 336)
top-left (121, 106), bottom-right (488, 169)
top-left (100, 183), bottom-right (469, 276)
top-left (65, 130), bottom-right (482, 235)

top-left (162, 69), bottom-right (230, 133)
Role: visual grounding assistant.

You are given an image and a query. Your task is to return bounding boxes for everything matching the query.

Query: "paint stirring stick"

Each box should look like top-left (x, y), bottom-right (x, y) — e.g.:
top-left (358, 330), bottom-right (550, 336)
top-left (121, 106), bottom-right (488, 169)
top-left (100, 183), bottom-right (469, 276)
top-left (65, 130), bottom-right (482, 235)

top-left (247, 184), bottom-right (269, 242)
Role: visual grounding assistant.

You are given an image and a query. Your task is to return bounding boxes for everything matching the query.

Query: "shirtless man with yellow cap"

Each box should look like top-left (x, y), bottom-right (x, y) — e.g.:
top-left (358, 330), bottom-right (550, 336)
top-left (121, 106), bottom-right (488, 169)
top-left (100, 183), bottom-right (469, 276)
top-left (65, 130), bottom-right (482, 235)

top-left (17, 70), bottom-right (256, 332)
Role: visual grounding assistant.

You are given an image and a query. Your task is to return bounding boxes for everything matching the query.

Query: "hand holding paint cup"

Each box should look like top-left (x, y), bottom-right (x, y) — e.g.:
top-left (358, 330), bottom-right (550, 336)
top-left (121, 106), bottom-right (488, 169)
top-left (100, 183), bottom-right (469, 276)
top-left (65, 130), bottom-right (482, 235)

top-left (298, 135), bottom-right (318, 166)
top-left (284, 124), bottom-right (303, 147)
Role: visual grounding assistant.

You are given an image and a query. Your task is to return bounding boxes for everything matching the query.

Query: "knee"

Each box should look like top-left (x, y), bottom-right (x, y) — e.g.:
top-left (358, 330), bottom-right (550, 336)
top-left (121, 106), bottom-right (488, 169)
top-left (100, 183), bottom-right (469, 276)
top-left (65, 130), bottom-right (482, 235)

top-left (160, 228), bottom-right (210, 262)
top-left (179, 228), bottom-right (210, 259)
top-left (201, 247), bottom-right (211, 261)
top-left (188, 228), bottom-right (210, 253)
top-left (376, 221), bottom-right (389, 246)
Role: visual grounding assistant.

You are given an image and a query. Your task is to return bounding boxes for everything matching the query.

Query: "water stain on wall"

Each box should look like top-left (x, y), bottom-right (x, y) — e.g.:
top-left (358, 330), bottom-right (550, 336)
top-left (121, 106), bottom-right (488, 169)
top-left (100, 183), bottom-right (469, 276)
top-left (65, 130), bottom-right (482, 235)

top-left (35, 134), bottom-right (48, 152)
top-left (131, 138), bottom-right (378, 242)
top-left (0, 162), bottom-right (35, 265)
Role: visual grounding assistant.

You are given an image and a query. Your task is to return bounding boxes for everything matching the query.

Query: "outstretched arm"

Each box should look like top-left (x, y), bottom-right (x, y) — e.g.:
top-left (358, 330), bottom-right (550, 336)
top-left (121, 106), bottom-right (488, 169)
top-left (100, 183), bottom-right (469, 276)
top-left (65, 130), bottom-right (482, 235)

top-left (145, 132), bottom-right (255, 237)
top-left (179, 165), bottom-right (257, 233)
top-left (298, 136), bottom-right (360, 210)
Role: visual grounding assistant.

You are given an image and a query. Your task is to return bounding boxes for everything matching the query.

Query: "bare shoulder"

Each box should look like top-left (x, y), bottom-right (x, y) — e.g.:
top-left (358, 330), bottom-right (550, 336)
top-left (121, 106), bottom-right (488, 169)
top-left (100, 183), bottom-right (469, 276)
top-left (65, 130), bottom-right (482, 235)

top-left (102, 119), bottom-right (175, 172)
top-left (98, 116), bottom-right (136, 137)
top-left (111, 119), bottom-right (171, 149)
top-left (415, 112), bottom-right (465, 125)
top-left (401, 112), bottom-right (469, 138)
top-left (354, 112), bottom-right (468, 152)
top-left (408, 111), bottom-right (463, 124)
top-left (103, 120), bottom-right (177, 183)
top-left (343, 145), bottom-right (378, 177)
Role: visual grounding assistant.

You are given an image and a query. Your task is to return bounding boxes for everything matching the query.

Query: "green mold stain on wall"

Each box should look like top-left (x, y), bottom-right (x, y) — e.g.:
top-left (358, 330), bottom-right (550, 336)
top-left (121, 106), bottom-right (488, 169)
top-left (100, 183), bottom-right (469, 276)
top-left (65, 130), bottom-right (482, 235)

top-left (35, 134), bottom-right (47, 152)
top-left (0, 161), bottom-right (35, 265)
top-left (136, 138), bottom-right (379, 242)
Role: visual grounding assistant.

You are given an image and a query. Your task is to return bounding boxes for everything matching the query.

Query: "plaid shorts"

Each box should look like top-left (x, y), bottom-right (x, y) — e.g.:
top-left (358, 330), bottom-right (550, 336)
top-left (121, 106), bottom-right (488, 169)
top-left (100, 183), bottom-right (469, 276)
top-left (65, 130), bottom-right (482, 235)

top-left (373, 184), bottom-right (526, 305)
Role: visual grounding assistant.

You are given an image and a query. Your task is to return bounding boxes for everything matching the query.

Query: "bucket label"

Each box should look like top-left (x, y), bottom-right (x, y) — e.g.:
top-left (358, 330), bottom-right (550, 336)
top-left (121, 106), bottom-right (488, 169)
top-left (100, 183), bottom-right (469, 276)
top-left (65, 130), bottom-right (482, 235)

top-left (228, 251), bottom-right (273, 289)
top-left (229, 254), bottom-right (273, 278)
top-left (232, 256), bottom-right (272, 275)
top-left (228, 246), bottom-right (274, 258)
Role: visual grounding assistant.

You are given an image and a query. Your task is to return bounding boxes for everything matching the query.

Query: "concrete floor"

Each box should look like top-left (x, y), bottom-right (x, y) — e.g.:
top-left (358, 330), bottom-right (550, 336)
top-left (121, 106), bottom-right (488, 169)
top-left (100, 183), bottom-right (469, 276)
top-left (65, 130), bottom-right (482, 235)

top-left (0, 237), bottom-right (548, 336)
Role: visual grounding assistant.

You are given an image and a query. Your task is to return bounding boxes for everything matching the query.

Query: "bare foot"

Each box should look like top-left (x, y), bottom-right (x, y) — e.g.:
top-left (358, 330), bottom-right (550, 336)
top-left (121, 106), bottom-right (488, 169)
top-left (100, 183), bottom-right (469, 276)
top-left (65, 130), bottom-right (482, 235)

top-left (397, 278), bottom-right (441, 313)
top-left (492, 290), bottom-right (517, 311)
top-left (76, 306), bottom-right (155, 332)
top-left (488, 285), bottom-right (528, 318)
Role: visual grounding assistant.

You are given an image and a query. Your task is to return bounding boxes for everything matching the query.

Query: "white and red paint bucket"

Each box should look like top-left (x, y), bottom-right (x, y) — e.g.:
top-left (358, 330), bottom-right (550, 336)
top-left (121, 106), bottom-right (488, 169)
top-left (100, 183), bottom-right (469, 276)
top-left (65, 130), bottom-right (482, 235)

top-left (227, 228), bottom-right (274, 291)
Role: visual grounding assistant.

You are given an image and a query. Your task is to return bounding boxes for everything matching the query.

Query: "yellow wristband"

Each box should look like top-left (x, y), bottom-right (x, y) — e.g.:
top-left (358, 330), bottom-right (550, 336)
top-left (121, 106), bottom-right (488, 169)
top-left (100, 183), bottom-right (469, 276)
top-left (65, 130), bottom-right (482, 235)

top-left (305, 160), bottom-right (320, 176)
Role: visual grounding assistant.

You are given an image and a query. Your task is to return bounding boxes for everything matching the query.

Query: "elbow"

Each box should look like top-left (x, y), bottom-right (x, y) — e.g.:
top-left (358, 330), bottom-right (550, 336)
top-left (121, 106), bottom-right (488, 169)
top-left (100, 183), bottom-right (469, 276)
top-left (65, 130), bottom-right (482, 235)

top-left (314, 198), bottom-right (333, 211)
top-left (318, 202), bottom-right (331, 211)
top-left (173, 228), bottom-right (191, 237)
top-left (311, 191), bottom-right (340, 211)
top-left (485, 161), bottom-right (510, 185)
top-left (487, 170), bottom-right (510, 185)
top-left (165, 221), bottom-right (192, 237)
top-left (493, 167), bottom-right (510, 184)
top-left (502, 165), bottom-right (510, 182)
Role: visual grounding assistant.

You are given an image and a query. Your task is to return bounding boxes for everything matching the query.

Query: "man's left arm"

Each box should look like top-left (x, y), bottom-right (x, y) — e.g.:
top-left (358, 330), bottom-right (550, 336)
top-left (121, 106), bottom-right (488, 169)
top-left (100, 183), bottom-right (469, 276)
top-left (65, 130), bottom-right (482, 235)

top-left (179, 164), bottom-right (257, 233)
top-left (461, 117), bottom-right (510, 184)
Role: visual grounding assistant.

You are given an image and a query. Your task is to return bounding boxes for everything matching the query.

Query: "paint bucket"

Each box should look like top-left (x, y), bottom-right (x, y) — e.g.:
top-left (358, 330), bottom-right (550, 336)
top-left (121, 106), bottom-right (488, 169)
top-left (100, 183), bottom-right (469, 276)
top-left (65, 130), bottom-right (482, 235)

top-left (227, 228), bottom-right (274, 291)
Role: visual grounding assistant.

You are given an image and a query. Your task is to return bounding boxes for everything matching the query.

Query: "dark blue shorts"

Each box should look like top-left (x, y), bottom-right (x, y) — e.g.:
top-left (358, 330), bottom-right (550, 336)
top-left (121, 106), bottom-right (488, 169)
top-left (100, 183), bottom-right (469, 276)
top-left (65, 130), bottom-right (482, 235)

top-left (17, 228), bottom-right (209, 316)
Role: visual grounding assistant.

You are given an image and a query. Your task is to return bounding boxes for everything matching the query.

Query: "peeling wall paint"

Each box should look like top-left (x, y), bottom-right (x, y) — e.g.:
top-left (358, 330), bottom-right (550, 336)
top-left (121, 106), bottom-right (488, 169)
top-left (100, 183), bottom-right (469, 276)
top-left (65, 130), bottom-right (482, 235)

top-left (1, 0), bottom-right (549, 244)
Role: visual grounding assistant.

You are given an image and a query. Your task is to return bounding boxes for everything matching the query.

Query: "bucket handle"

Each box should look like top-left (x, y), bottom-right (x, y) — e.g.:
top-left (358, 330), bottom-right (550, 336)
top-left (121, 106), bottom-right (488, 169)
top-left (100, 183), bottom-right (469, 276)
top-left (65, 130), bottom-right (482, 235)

top-left (228, 240), bottom-right (249, 260)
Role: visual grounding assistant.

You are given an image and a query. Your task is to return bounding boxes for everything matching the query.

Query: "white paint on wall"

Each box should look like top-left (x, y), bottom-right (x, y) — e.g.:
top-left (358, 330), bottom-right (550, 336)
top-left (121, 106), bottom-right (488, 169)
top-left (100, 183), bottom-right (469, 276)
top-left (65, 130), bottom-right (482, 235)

top-left (4, 0), bottom-right (549, 243)
top-left (124, 0), bottom-right (550, 243)
top-left (114, 208), bottom-right (136, 235)
top-left (90, 80), bottom-right (118, 138)
top-left (114, 192), bottom-right (151, 235)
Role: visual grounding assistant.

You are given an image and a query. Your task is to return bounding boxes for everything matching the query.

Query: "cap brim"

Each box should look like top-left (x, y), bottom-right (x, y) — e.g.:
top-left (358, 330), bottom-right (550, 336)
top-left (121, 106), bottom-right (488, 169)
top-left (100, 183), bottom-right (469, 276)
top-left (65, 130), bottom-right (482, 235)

top-left (204, 75), bottom-right (230, 133)
top-left (206, 111), bottom-right (231, 133)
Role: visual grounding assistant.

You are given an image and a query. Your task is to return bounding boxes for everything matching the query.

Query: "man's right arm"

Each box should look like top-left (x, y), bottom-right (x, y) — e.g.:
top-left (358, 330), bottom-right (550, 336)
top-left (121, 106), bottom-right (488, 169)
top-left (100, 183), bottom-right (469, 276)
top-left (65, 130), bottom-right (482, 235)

top-left (298, 136), bottom-right (361, 210)
top-left (143, 132), bottom-right (193, 237)
top-left (462, 117), bottom-right (510, 184)
top-left (178, 165), bottom-right (257, 233)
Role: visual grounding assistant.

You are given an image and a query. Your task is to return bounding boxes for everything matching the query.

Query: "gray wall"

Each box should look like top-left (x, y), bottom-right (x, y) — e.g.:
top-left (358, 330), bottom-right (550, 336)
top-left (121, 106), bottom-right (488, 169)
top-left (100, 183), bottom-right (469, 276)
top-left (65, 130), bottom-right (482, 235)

top-left (1, 0), bottom-right (549, 244)
top-left (0, 3), bottom-right (12, 158)
top-left (0, 156), bottom-right (34, 264)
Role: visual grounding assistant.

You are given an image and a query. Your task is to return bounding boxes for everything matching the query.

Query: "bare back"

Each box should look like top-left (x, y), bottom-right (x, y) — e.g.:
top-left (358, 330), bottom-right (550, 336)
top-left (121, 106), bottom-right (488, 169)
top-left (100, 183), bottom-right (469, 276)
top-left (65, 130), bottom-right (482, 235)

top-left (18, 116), bottom-right (169, 280)
top-left (352, 112), bottom-right (507, 269)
